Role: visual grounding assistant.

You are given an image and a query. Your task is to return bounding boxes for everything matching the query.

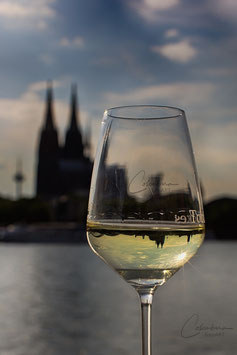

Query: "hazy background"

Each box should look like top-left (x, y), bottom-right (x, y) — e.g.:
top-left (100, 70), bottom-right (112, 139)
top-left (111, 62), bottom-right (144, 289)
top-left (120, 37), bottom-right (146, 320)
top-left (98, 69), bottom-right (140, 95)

top-left (0, 0), bottom-right (236, 202)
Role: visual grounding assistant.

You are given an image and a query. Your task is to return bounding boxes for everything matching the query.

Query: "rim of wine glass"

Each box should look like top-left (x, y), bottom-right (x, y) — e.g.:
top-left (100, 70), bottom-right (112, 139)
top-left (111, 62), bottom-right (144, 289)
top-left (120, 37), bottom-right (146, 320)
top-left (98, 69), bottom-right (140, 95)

top-left (106, 105), bottom-right (185, 120)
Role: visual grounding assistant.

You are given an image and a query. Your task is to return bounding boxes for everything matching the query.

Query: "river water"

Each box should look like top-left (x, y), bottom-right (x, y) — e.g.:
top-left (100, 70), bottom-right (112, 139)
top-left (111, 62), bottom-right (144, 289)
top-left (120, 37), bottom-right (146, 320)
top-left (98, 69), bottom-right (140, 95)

top-left (0, 240), bottom-right (236, 355)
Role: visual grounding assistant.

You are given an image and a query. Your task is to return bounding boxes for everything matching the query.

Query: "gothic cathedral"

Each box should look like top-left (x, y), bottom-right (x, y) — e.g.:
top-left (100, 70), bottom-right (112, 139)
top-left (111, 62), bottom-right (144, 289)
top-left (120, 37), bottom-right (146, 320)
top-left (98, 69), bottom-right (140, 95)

top-left (36, 82), bottom-right (92, 198)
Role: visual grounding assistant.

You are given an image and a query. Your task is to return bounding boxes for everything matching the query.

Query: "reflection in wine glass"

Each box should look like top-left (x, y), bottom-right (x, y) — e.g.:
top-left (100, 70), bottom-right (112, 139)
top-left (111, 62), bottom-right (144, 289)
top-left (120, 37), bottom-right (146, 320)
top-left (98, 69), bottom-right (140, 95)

top-left (87, 105), bottom-right (205, 355)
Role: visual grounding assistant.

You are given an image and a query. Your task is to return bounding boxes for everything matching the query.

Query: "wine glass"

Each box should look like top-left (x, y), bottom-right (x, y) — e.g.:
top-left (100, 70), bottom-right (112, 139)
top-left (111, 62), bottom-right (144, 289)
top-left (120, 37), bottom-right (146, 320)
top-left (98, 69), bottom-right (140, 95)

top-left (87, 105), bottom-right (205, 355)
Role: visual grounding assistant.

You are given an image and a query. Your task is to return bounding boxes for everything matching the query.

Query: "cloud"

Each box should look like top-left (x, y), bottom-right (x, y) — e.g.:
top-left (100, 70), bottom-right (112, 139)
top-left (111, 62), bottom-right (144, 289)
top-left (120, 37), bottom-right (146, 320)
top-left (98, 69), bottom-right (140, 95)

top-left (209, 0), bottom-right (237, 24)
top-left (59, 36), bottom-right (84, 49)
top-left (102, 85), bottom-right (237, 201)
top-left (0, 84), bottom-right (68, 156)
top-left (28, 80), bottom-right (63, 92)
top-left (194, 121), bottom-right (237, 201)
top-left (141, 0), bottom-right (179, 10)
top-left (164, 29), bottom-right (179, 38)
top-left (151, 40), bottom-right (198, 63)
top-left (104, 82), bottom-right (216, 107)
top-left (196, 67), bottom-right (237, 78)
top-left (0, 0), bottom-right (56, 30)
top-left (128, 0), bottom-right (179, 22)
top-left (39, 54), bottom-right (54, 66)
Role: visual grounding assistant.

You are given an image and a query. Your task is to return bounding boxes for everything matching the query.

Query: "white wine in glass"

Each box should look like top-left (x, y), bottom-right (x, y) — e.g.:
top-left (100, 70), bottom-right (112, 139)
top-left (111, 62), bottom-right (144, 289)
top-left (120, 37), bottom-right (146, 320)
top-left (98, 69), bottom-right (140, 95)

top-left (87, 106), bottom-right (205, 355)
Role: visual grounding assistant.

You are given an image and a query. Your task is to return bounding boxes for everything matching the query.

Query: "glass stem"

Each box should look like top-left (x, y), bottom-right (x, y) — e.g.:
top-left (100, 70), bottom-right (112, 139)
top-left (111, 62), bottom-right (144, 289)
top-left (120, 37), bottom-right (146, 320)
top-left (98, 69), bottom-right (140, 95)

top-left (139, 292), bottom-right (153, 355)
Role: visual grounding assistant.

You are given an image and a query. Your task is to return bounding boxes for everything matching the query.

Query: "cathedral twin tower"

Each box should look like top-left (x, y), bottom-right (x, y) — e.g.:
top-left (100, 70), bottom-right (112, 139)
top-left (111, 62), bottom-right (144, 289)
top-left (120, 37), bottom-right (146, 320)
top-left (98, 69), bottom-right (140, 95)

top-left (36, 82), bottom-right (92, 197)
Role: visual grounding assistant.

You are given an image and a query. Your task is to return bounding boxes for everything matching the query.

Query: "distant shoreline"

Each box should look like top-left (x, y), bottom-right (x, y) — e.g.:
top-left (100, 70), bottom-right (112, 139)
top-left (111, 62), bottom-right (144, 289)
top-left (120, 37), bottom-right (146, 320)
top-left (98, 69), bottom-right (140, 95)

top-left (0, 223), bottom-right (87, 243)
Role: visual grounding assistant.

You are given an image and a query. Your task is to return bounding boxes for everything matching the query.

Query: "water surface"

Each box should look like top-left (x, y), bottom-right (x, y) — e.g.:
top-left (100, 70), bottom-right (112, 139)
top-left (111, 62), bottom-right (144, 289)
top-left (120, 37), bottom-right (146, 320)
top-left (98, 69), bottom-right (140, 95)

top-left (0, 241), bottom-right (235, 355)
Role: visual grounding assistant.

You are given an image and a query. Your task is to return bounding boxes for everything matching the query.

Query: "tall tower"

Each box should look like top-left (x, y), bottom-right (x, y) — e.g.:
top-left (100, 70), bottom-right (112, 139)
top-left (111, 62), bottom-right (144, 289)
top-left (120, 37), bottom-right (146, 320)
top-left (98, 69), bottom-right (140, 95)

top-left (13, 159), bottom-right (25, 199)
top-left (64, 84), bottom-right (84, 160)
top-left (36, 81), bottom-right (60, 196)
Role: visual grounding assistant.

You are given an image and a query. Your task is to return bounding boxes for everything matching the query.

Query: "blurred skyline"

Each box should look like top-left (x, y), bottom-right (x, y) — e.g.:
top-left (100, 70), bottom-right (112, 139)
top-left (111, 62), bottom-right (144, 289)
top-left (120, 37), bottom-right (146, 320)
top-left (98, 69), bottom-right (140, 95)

top-left (0, 0), bottom-right (236, 202)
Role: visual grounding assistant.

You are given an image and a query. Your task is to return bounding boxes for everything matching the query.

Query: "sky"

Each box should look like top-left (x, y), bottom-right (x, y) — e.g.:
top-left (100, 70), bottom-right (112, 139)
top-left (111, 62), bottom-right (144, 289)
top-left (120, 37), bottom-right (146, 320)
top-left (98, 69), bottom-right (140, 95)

top-left (0, 0), bottom-right (236, 202)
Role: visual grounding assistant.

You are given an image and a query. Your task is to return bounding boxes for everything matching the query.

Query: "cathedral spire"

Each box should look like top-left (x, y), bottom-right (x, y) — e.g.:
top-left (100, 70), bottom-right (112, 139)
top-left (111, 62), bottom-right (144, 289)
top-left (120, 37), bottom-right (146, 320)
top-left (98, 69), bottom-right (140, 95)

top-left (45, 80), bottom-right (55, 130)
top-left (70, 83), bottom-right (80, 130)
top-left (64, 84), bottom-right (84, 160)
top-left (36, 81), bottom-right (60, 196)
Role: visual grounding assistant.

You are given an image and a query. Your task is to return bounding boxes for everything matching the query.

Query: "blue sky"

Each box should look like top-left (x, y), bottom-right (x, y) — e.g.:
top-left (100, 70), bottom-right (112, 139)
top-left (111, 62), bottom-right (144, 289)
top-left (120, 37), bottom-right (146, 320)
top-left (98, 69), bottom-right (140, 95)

top-left (0, 0), bottom-right (236, 201)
